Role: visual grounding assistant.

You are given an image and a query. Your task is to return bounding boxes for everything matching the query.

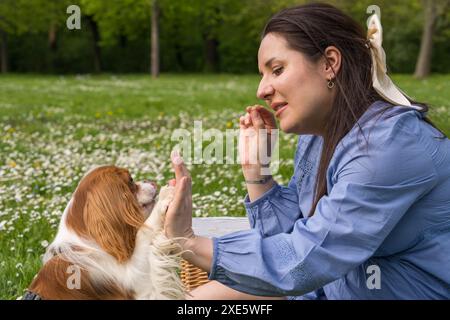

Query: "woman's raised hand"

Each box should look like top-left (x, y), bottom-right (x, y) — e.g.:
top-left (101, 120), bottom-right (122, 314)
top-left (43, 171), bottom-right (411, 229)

top-left (164, 150), bottom-right (194, 245)
top-left (239, 105), bottom-right (277, 179)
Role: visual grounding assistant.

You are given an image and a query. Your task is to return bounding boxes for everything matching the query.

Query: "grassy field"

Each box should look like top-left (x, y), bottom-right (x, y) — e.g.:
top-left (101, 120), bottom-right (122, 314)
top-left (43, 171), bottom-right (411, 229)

top-left (0, 74), bottom-right (449, 299)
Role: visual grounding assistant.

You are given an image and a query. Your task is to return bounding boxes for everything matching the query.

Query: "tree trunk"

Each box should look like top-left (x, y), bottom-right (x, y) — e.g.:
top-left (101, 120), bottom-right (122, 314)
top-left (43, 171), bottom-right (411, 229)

top-left (0, 29), bottom-right (7, 73)
top-left (414, 0), bottom-right (437, 79)
top-left (173, 22), bottom-right (184, 71)
top-left (86, 16), bottom-right (102, 73)
top-left (201, 6), bottom-right (221, 73)
top-left (151, 0), bottom-right (160, 78)
top-left (47, 23), bottom-right (57, 73)
top-left (204, 37), bottom-right (219, 73)
top-left (48, 23), bottom-right (57, 50)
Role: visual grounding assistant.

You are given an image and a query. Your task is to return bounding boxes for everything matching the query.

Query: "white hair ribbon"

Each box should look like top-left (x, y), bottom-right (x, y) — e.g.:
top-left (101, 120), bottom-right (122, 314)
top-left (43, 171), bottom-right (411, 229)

top-left (367, 14), bottom-right (421, 110)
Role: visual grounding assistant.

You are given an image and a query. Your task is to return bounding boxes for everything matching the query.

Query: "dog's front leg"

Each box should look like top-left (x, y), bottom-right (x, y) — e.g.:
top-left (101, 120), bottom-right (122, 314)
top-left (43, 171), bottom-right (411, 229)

top-left (133, 185), bottom-right (175, 271)
top-left (134, 185), bottom-right (174, 255)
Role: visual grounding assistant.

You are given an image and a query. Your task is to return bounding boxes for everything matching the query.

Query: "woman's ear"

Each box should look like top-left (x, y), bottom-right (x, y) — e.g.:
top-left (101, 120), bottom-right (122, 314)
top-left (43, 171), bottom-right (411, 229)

top-left (322, 46), bottom-right (341, 80)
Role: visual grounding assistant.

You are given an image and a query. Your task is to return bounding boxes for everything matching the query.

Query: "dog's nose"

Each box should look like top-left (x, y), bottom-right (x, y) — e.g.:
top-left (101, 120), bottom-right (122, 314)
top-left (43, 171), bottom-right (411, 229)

top-left (144, 180), bottom-right (158, 189)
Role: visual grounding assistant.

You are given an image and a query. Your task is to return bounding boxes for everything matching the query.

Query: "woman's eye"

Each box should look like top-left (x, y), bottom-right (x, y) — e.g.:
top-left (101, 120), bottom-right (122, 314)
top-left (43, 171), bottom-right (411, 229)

top-left (273, 67), bottom-right (283, 76)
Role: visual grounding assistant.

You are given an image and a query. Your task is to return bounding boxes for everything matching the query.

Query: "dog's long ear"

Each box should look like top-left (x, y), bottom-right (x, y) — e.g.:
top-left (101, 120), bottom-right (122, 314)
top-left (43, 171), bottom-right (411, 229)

top-left (67, 166), bottom-right (145, 263)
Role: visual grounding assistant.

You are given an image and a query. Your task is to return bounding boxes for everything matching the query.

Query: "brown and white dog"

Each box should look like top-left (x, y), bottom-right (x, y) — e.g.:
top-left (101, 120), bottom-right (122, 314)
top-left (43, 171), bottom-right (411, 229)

top-left (25, 166), bottom-right (185, 300)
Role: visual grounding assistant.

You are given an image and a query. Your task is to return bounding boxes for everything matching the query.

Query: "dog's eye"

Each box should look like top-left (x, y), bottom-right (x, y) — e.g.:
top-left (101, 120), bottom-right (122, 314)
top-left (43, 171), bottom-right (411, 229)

top-left (128, 177), bottom-right (137, 192)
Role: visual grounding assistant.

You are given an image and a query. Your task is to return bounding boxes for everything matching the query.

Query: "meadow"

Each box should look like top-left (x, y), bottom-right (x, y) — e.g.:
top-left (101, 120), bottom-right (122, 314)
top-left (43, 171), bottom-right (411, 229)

top-left (0, 74), bottom-right (449, 299)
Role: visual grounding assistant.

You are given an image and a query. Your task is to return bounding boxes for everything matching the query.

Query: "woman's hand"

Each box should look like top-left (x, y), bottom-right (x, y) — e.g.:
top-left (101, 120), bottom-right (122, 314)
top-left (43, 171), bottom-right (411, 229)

top-left (164, 151), bottom-right (195, 246)
top-left (239, 105), bottom-right (277, 180)
top-left (163, 151), bottom-right (214, 272)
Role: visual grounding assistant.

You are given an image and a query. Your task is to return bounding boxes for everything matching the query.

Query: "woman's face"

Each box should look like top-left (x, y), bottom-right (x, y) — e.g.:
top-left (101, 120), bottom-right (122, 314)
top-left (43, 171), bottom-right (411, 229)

top-left (257, 33), bottom-right (334, 135)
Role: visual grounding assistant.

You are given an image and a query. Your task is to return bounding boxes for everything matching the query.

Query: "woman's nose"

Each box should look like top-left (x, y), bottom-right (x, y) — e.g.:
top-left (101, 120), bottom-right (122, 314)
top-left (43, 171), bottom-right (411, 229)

top-left (256, 81), bottom-right (274, 101)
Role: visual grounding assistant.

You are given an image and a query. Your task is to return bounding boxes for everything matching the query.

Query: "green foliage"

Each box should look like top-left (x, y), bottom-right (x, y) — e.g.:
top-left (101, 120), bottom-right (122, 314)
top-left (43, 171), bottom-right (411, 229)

top-left (0, 0), bottom-right (449, 73)
top-left (79, 0), bottom-right (151, 46)
top-left (0, 0), bottom-right (71, 34)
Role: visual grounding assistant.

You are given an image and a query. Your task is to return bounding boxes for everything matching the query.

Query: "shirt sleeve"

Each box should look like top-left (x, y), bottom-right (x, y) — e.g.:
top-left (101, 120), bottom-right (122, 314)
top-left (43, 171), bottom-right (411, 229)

top-left (209, 115), bottom-right (438, 296)
top-left (244, 137), bottom-right (304, 237)
top-left (244, 180), bottom-right (302, 237)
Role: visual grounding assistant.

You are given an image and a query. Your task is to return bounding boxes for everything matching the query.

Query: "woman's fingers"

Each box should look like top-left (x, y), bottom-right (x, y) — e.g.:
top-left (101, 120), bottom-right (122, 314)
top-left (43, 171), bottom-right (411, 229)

top-left (239, 115), bottom-right (247, 129)
top-left (164, 176), bottom-right (193, 240)
top-left (240, 115), bottom-right (253, 129)
top-left (171, 176), bottom-right (188, 210)
top-left (185, 176), bottom-right (192, 207)
top-left (171, 177), bottom-right (192, 219)
top-left (244, 105), bottom-right (277, 130)
top-left (170, 150), bottom-right (190, 182)
top-left (254, 106), bottom-right (277, 130)
top-left (181, 161), bottom-right (190, 178)
top-left (170, 150), bottom-right (183, 182)
top-left (240, 104), bottom-right (276, 131)
top-left (244, 113), bottom-right (252, 126)
top-left (249, 108), bottom-right (265, 129)
top-left (166, 177), bottom-right (188, 221)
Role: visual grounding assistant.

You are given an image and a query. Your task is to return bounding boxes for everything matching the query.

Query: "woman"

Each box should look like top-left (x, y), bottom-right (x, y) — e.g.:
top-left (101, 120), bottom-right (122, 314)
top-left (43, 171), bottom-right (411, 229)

top-left (164, 3), bottom-right (450, 299)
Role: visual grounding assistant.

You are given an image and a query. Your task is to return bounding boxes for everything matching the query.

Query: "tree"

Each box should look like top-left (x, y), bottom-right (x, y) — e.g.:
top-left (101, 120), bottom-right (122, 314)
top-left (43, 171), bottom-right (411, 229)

top-left (414, 0), bottom-right (450, 79)
top-left (199, 1), bottom-right (223, 73)
top-left (47, 0), bottom-right (75, 71)
top-left (0, 0), bottom-right (19, 73)
top-left (85, 15), bottom-right (102, 73)
top-left (0, 18), bottom-right (10, 73)
top-left (80, 0), bottom-right (159, 75)
top-left (151, 0), bottom-right (160, 78)
top-left (414, 0), bottom-right (438, 79)
top-left (0, 0), bottom-right (55, 73)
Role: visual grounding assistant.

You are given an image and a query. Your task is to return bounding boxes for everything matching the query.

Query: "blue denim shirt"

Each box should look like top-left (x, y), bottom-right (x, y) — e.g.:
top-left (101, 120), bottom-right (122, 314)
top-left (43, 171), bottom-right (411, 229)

top-left (209, 101), bottom-right (450, 299)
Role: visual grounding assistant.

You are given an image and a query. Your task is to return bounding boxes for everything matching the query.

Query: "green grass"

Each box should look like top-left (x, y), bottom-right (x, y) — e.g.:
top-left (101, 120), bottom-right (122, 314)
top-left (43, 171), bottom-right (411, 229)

top-left (0, 73), bottom-right (449, 300)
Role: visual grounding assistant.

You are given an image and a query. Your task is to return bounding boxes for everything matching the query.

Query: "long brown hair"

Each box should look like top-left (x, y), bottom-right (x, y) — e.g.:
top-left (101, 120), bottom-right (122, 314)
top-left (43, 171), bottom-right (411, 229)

top-left (261, 3), bottom-right (446, 217)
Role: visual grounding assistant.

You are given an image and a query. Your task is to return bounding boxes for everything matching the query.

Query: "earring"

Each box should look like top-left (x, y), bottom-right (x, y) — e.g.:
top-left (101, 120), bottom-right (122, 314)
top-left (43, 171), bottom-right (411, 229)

top-left (327, 78), bottom-right (335, 89)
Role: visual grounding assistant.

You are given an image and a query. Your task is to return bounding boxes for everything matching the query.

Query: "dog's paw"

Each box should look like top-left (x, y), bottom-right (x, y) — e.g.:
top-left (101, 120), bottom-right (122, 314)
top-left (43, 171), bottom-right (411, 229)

top-left (144, 185), bottom-right (175, 229)
top-left (154, 185), bottom-right (175, 215)
top-left (158, 185), bottom-right (175, 206)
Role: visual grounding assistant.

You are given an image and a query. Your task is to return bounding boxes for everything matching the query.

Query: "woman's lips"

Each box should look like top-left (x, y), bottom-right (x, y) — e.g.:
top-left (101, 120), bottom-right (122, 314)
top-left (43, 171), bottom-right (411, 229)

top-left (275, 104), bottom-right (288, 118)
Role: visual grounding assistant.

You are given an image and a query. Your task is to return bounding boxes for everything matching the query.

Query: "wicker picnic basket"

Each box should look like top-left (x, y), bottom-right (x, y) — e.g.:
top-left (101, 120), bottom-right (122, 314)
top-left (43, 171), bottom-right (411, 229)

top-left (181, 217), bottom-right (250, 291)
top-left (180, 259), bottom-right (210, 291)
